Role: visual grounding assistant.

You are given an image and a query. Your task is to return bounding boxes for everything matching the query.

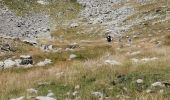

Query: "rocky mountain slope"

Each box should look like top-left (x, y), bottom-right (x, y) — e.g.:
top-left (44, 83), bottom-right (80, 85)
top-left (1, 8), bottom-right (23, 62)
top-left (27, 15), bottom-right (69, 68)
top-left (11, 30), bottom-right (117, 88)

top-left (0, 0), bottom-right (170, 100)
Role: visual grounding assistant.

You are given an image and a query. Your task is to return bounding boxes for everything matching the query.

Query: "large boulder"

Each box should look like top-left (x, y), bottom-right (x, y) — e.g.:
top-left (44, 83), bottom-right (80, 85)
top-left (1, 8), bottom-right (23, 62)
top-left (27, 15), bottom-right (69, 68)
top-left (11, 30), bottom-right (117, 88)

top-left (3, 59), bottom-right (16, 69)
top-left (20, 55), bottom-right (33, 65)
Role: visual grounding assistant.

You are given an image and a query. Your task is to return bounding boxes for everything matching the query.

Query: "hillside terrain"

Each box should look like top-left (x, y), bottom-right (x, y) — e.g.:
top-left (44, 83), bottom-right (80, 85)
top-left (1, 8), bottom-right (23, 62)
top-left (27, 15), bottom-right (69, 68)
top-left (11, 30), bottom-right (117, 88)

top-left (0, 0), bottom-right (170, 100)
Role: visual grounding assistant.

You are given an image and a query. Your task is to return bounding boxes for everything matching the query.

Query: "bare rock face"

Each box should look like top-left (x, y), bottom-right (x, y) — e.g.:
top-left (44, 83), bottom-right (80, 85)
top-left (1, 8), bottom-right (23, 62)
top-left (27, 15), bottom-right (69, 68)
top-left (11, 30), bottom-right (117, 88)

top-left (0, 5), bottom-right (54, 42)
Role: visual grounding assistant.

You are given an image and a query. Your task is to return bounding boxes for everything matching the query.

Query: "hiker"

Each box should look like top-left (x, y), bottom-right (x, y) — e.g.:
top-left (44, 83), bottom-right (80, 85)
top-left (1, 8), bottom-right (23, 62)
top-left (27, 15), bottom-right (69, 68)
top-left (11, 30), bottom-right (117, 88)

top-left (106, 34), bottom-right (113, 42)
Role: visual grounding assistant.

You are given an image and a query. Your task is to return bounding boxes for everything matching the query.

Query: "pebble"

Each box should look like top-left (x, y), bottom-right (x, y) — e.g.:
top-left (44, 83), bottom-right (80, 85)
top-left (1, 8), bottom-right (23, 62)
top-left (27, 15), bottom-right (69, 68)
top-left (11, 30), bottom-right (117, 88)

top-left (136, 79), bottom-right (144, 84)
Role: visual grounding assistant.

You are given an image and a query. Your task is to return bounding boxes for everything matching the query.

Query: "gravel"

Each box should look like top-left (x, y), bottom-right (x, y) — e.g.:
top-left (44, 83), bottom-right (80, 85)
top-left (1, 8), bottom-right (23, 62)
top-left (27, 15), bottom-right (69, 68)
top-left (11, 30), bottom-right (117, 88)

top-left (0, 4), bottom-right (55, 42)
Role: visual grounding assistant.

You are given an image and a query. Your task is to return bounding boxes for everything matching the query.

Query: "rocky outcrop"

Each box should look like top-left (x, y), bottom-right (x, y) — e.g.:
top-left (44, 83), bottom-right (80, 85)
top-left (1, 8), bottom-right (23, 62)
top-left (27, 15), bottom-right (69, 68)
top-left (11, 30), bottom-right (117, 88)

top-left (20, 55), bottom-right (33, 65)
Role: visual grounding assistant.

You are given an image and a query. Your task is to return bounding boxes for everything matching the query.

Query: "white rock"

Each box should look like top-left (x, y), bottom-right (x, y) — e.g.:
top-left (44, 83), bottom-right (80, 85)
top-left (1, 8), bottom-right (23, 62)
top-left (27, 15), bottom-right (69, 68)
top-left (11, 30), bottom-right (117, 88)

top-left (136, 79), bottom-right (143, 84)
top-left (20, 55), bottom-right (32, 59)
top-left (151, 82), bottom-right (165, 88)
top-left (37, 59), bottom-right (52, 66)
top-left (48, 45), bottom-right (53, 51)
top-left (36, 96), bottom-right (56, 100)
top-left (10, 96), bottom-right (24, 100)
top-left (65, 48), bottom-right (74, 51)
top-left (70, 23), bottom-right (79, 28)
top-left (47, 92), bottom-right (54, 97)
top-left (27, 88), bottom-right (38, 94)
top-left (72, 91), bottom-right (78, 96)
top-left (37, 0), bottom-right (49, 5)
top-left (130, 51), bottom-right (141, 56)
top-left (146, 89), bottom-right (152, 93)
top-left (3, 59), bottom-right (16, 69)
top-left (69, 54), bottom-right (77, 60)
top-left (92, 92), bottom-right (103, 100)
top-left (105, 60), bottom-right (121, 65)
top-left (23, 64), bottom-right (33, 68)
top-left (141, 57), bottom-right (158, 62)
top-left (15, 59), bottom-right (22, 66)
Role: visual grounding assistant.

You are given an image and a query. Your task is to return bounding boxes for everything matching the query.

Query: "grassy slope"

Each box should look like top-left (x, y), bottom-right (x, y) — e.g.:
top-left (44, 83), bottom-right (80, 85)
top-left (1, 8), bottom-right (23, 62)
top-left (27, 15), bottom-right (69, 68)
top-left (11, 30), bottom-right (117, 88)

top-left (0, 0), bottom-right (170, 100)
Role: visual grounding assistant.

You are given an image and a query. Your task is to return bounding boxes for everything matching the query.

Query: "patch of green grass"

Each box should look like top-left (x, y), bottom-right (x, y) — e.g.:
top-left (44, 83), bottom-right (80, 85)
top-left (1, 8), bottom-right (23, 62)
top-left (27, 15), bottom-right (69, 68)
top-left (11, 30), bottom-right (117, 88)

top-left (2, 57), bottom-right (170, 99)
top-left (32, 52), bottom-right (69, 65)
top-left (36, 81), bottom-right (73, 100)
top-left (52, 26), bottom-right (102, 41)
top-left (73, 45), bottom-right (114, 60)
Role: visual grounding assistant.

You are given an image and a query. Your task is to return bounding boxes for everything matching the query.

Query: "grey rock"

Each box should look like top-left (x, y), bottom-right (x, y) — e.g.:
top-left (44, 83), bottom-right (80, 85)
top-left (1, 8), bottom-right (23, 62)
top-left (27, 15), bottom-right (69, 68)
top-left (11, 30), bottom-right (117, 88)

top-left (37, 59), bottom-right (52, 66)
top-left (15, 59), bottom-right (22, 66)
top-left (36, 96), bottom-right (56, 100)
top-left (10, 96), bottom-right (24, 100)
top-left (22, 39), bottom-right (37, 46)
top-left (3, 59), bottom-right (16, 69)
top-left (72, 91), bottom-right (79, 96)
top-left (40, 44), bottom-right (56, 52)
top-left (136, 79), bottom-right (144, 84)
top-left (67, 43), bottom-right (79, 49)
top-left (47, 92), bottom-right (54, 97)
top-left (20, 55), bottom-right (33, 65)
top-left (37, 0), bottom-right (49, 5)
top-left (0, 44), bottom-right (16, 52)
top-left (70, 23), bottom-right (79, 28)
top-left (0, 5), bottom-right (54, 41)
top-left (27, 88), bottom-right (38, 94)
top-left (91, 92), bottom-right (103, 100)
top-left (151, 82), bottom-right (165, 88)
top-left (69, 54), bottom-right (77, 60)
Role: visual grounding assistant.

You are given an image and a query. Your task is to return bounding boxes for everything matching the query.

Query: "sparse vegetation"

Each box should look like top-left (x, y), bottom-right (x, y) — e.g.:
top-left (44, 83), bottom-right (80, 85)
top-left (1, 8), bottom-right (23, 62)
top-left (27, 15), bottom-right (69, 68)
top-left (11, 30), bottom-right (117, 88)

top-left (0, 0), bottom-right (170, 100)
